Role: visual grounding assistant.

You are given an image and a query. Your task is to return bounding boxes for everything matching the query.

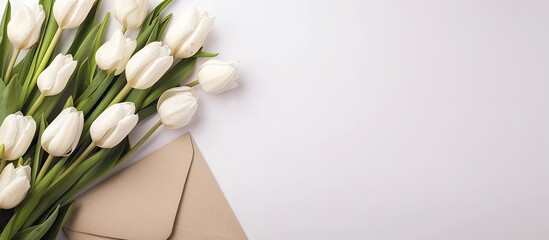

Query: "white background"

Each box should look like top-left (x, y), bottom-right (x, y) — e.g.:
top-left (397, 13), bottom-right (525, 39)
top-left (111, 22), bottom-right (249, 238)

top-left (4, 0), bottom-right (549, 239)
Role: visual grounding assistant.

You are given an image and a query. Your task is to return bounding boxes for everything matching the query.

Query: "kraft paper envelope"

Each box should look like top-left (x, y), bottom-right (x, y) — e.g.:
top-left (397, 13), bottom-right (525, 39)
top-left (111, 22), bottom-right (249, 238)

top-left (63, 133), bottom-right (247, 240)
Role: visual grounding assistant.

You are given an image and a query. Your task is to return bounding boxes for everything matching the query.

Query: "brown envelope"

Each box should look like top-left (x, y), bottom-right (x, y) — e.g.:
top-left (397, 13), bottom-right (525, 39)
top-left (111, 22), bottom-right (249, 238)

top-left (63, 133), bottom-right (247, 240)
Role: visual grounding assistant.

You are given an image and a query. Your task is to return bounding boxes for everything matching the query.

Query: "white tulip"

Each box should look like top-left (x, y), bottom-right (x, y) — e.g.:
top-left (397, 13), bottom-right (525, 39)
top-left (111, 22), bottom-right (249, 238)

top-left (157, 86), bottom-right (198, 129)
top-left (125, 41), bottom-right (173, 89)
top-left (96, 30), bottom-right (137, 75)
top-left (90, 102), bottom-right (138, 148)
top-left (0, 112), bottom-right (36, 160)
top-left (165, 7), bottom-right (215, 58)
top-left (53, 0), bottom-right (95, 29)
top-left (7, 3), bottom-right (45, 50)
top-left (198, 59), bottom-right (239, 94)
top-left (114, 0), bottom-right (148, 29)
top-left (37, 54), bottom-right (77, 96)
top-left (0, 164), bottom-right (31, 209)
top-left (41, 107), bottom-right (84, 157)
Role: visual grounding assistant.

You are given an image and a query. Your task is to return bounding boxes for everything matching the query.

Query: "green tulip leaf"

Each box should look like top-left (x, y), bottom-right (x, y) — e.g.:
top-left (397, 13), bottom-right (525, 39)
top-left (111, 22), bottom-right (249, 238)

top-left (0, 1), bottom-right (10, 78)
top-left (12, 47), bottom-right (37, 83)
top-left (11, 205), bottom-right (59, 240)
top-left (59, 143), bottom-right (126, 204)
top-left (83, 75), bottom-right (127, 131)
top-left (75, 58), bottom-right (91, 97)
top-left (139, 0), bottom-right (173, 36)
top-left (137, 104), bottom-right (157, 122)
top-left (145, 18), bottom-right (161, 44)
top-left (136, 17), bottom-right (160, 50)
top-left (79, 73), bottom-right (114, 115)
top-left (34, 0), bottom-right (58, 68)
top-left (42, 202), bottom-right (75, 240)
top-left (89, 12), bottom-right (110, 79)
top-left (32, 114), bottom-right (47, 186)
top-left (67, 0), bottom-right (102, 55)
top-left (77, 70), bottom-right (105, 102)
top-left (73, 24), bottom-right (101, 63)
top-left (0, 76), bottom-right (22, 121)
top-left (126, 89), bottom-right (150, 111)
top-left (158, 14), bottom-right (173, 38)
top-left (76, 67), bottom-right (114, 116)
top-left (24, 149), bottom-right (110, 228)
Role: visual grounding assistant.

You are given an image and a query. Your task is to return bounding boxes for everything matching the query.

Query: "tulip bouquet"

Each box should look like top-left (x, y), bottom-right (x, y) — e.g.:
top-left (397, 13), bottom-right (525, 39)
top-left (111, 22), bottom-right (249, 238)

top-left (0, 0), bottom-right (239, 239)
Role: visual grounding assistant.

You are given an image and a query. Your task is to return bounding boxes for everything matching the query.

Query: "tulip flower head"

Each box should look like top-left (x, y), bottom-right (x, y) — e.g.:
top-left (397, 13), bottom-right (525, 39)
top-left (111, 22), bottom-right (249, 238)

top-left (41, 107), bottom-right (84, 156)
top-left (198, 59), bottom-right (239, 94)
top-left (37, 54), bottom-right (77, 96)
top-left (7, 3), bottom-right (45, 50)
top-left (157, 86), bottom-right (198, 129)
top-left (114, 0), bottom-right (149, 29)
top-left (165, 7), bottom-right (215, 58)
top-left (0, 112), bottom-right (36, 160)
top-left (90, 102), bottom-right (139, 148)
top-left (125, 41), bottom-right (173, 89)
top-left (53, 0), bottom-right (95, 29)
top-left (0, 163), bottom-right (31, 209)
top-left (96, 30), bottom-right (137, 75)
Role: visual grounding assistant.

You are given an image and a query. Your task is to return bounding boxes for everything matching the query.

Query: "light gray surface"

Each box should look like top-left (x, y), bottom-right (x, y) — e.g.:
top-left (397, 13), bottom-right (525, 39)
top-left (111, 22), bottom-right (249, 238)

top-left (3, 0), bottom-right (549, 239)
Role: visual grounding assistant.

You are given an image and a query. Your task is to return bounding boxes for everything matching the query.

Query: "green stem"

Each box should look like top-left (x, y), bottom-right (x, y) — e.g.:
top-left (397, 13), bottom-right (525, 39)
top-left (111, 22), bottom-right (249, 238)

top-left (36, 154), bottom-right (54, 183)
top-left (121, 26), bottom-right (127, 35)
top-left (186, 80), bottom-right (200, 87)
top-left (109, 84), bottom-right (132, 107)
top-left (0, 159), bottom-right (6, 171)
top-left (27, 27), bottom-right (63, 99)
top-left (117, 120), bottom-right (163, 165)
top-left (5, 48), bottom-right (20, 84)
top-left (193, 51), bottom-right (219, 58)
top-left (56, 143), bottom-right (96, 181)
top-left (27, 93), bottom-right (45, 116)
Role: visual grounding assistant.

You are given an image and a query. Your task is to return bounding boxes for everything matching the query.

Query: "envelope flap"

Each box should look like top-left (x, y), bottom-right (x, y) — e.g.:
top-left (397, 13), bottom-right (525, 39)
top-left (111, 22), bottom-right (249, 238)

top-left (169, 139), bottom-right (248, 240)
top-left (64, 134), bottom-right (195, 240)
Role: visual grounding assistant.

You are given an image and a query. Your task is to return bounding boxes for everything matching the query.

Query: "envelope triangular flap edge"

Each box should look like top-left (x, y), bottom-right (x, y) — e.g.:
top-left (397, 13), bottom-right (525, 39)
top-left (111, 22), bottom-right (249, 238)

top-left (169, 138), bottom-right (248, 240)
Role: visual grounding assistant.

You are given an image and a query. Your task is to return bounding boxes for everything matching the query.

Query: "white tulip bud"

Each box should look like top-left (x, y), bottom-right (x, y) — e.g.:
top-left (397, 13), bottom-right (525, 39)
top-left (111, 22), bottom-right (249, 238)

top-left (96, 30), bottom-right (137, 75)
top-left (53, 0), bottom-right (95, 29)
top-left (90, 102), bottom-right (138, 148)
top-left (0, 163), bottom-right (31, 209)
top-left (7, 3), bottom-right (45, 50)
top-left (165, 7), bottom-right (215, 58)
top-left (114, 0), bottom-right (149, 29)
top-left (157, 86), bottom-right (198, 129)
top-left (125, 41), bottom-right (173, 89)
top-left (37, 54), bottom-right (77, 96)
top-left (198, 59), bottom-right (239, 94)
top-left (41, 107), bottom-right (84, 157)
top-left (0, 112), bottom-right (36, 160)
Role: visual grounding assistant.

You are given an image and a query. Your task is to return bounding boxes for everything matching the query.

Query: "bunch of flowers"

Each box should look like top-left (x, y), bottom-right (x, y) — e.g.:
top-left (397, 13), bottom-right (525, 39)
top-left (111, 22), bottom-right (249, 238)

top-left (0, 0), bottom-right (239, 238)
